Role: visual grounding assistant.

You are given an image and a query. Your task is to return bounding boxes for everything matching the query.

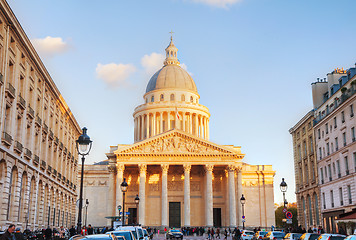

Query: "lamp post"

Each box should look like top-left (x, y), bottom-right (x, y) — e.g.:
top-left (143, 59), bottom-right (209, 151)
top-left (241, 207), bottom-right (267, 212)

top-left (76, 127), bottom-right (93, 234)
top-left (121, 178), bottom-right (128, 226)
top-left (134, 194), bottom-right (140, 224)
top-left (240, 194), bottom-right (246, 230)
top-left (84, 199), bottom-right (89, 227)
top-left (280, 178), bottom-right (288, 208)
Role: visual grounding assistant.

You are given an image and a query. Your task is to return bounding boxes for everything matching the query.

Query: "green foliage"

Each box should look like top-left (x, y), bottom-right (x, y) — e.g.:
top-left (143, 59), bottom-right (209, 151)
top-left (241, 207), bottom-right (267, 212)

top-left (275, 206), bottom-right (298, 229)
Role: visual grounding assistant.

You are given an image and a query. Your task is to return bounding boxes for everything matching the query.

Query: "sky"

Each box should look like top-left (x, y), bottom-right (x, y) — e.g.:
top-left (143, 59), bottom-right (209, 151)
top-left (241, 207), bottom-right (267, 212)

top-left (7, 0), bottom-right (356, 205)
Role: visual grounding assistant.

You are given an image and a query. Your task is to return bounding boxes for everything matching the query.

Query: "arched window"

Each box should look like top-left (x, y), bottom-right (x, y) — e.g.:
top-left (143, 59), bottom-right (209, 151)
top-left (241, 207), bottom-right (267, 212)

top-left (145, 98), bottom-right (148, 103)
top-left (314, 193), bottom-right (320, 225)
top-left (190, 96), bottom-right (194, 103)
top-left (160, 94), bottom-right (164, 101)
top-left (7, 167), bottom-right (18, 220)
top-left (181, 95), bottom-right (185, 101)
top-left (151, 96), bottom-right (154, 102)
top-left (170, 94), bottom-right (175, 101)
top-left (307, 195), bottom-right (313, 226)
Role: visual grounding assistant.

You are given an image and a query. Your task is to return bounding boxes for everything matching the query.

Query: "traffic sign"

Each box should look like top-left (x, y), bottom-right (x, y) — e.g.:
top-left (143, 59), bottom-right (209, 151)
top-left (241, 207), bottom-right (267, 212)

top-left (125, 212), bottom-right (130, 215)
top-left (282, 208), bottom-right (287, 213)
top-left (242, 215), bottom-right (245, 219)
top-left (286, 211), bottom-right (293, 219)
top-left (242, 219), bottom-right (245, 223)
top-left (286, 219), bottom-right (292, 224)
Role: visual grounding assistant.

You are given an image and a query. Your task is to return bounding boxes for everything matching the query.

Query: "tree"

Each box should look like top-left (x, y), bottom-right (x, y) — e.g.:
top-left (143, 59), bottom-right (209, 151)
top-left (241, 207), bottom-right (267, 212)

top-left (275, 206), bottom-right (298, 230)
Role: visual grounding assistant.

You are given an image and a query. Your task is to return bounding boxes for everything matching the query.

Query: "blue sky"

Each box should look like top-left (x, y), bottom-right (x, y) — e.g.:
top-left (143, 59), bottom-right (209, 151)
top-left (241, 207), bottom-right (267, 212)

top-left (8, 0), bottom-right (356, 204)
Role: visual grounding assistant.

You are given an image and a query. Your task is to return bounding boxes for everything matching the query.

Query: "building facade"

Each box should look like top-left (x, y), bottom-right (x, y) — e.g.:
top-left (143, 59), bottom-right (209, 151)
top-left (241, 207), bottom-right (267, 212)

top-left (312, 67), bottom-right (356, 233)
top-left (289, 111), bottom-right (321, 230)
top-left (81, 38), bottom-right (276, 229)
top-left (0, 1), bottom-right (81, 230)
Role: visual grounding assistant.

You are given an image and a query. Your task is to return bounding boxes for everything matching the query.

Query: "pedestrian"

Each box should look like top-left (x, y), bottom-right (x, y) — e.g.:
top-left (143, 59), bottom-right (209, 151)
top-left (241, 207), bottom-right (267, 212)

top-left (81, 227), bottom-right (87, 236)
top-left (59, 227), bottom-right (65, 240)
top-left (69, 226), bottom-right (76, 237)
top-left (224, 229), bottom-right (228, 240)
top-left (44, 227), bottom-right (52, 240)
top-left (87, 225), bottom-right (93, 235)
top-left (14, 228), bottom-right (25, 240)
top-left (0, 224), bottom-right (16, 240)
top-left (207, 228), bottom-right (211, 240)
top-left (216, 228), bottom-right (220, 239)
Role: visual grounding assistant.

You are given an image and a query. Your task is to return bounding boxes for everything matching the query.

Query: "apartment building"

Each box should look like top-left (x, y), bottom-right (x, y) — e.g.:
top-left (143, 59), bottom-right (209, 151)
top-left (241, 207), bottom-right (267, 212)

top-left (0, 1), bottom-right (81, 230)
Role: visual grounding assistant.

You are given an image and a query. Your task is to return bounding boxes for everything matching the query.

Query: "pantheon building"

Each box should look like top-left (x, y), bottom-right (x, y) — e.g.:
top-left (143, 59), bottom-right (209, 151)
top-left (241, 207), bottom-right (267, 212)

top-left (82, 38), bottom-right (275, 229)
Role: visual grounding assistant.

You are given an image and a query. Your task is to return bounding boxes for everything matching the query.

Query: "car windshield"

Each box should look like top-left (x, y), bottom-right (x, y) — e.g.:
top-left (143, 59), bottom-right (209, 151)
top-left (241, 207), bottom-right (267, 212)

top-left (273, 233), bottom-right (285, 237)
top-left (245, 232), bottom-right (254, 235)
top-left (293, 234), bottom-right (302, 239)
top-left (171, 230), bottom-right (180, 233)
top-left (138, 229), bottom-right (143, 238)
top-left (260, 232), bottom-right (268, 236)
top-left (111, 232), bottom-right (133, 240)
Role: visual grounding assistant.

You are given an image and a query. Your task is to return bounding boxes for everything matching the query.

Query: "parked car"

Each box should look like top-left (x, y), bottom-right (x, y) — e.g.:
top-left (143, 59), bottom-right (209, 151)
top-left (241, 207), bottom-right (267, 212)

top-left (241, 230), bottom-right (255, 240)
top-left (344, 235), bottom-right (356, 240)
top-left (166, 229), bottom-right (183, 240)
top-left (69, 234), bottom-right (118, 240)
top-left (317, 234), bottom-right (346, 240)
top-left (252, 231), bottom-right (269, 240)
top-left (283, 233), bottom-right (303, 240)
top-left (262, 231), bottom-right (285, 240)
top-left (107, 230), bottom-right (137, 240)
top-left (299, 233), bottom-right (320, 240)
top-left (143, 229), bottom-right (152, 240)
top-left (115, 226), bottom-right (143, 240)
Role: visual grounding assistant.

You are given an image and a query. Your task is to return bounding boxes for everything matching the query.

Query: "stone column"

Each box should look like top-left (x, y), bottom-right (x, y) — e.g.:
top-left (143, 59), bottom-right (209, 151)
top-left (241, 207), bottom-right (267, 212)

top-left (228, 165), bottom-right (237, 227)
top-left (116, 164), bottom-right (125, 215)
top-left (199, 115), bottom-right (203, 138)
top-left (195, 114), bottom-right (199, 136)
top-left (236, 167), bottom-right (243, 227)
top-left (153, 113), bottom-right (156, 136)
top-left (161, 164), bottom-right (169, 228)
top-left (146, 114), bottom-right (150, 138)
top-left (107, 165), bottom-right (116, 225)
top-left (140, 115), bottom-right (144, 141)
top-left (183, 164), bottom-right (191, 227)
top-left (139, 164), bottom-right (147, 226)
top-left (167, 112), bottom-right (171, 130)
top-left (182, 112), bottom-right (186, 132)
top-left (160, 112), bottom-right (163, 134)
top-left (205, 164), bottom-right (214, 227)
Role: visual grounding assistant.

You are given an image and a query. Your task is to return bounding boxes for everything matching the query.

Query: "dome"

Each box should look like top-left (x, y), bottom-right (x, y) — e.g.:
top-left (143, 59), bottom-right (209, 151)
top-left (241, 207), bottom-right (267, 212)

top-left (145, 36), bottom-right (198, 94)
top-left (146, 65), bottom-right (197, 93)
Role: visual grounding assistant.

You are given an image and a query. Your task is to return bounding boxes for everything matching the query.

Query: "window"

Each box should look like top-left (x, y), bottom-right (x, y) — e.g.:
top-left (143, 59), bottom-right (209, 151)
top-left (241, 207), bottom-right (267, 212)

top-left (354, 152), bottom-right (356, 172)
top-left (326, 142), bottom-right (330, 156)
top-left (322, 192), bottom-right (326, 209)
top-left (160, 94), bottom-right (164, 101)
top-left (190, 96), bottom-right (193, 103)
top-left (181, 95), bottom-right (185, 101)
top-left (309, 136), bottom-right (314, 153)
top-left (339, 188), bottom-right (343, 206)
top-left (342, 111), bottom-right (345, 123)
top-left (324, 166), bottom-right (327, 178)
top-left (335, 137), bottom-right (339, 151)
top-left (318, 129), bottom-right (321, 139)
top-left (345, 156), bottom-right (349, 175)
top-left (343, 132), bottom-right (347, 146)
top-left (337, 160), bottom-right (341, 178)
top-left (308, 195), bottom-right (313, 225)
top-left (305, 164), bottom-right (309, 183)
top-left (333, 162), bottom-right (336, 174)
top-left (314, 194), bottom-right (320, 225)
top-left (303, 141), bottom-right (307, 157)
top-left (151, 96), bottom-right (154, 102)
top-left (328, 164), bottom-right (332, 181)
top-left (351, 104), bottom-right (354, 117)
top-left (331, 190), bottom-right (334, 207)
top-left (302, 127), bottom-right (306, 134)
top-left (334, 117), bottom-right (337, 128)
top-left (170, 94), bottom-right (175, 101)
top-left (298, 145), bottom-right (302, 161)
top-left (319, 147), bottom-right (322, 160)
top-left (320, 168), bottom-right (324, 184)
top-left (347, 185), bottom-right (352, 204)
top-left (351, 127), bottom-right (355, 142)
top-left (325, 123), bottom-right (328, 134)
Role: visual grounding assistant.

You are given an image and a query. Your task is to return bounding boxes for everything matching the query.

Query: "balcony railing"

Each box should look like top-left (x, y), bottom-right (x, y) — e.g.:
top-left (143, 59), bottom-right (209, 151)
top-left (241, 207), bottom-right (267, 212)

top-left (47, 165), bottom-right (52, 174)
top-left (58, 173), bottom-right (62, 180)
top-left (27, 105), bottom-right (34, 118)
top-left (64, 147), bottom-right (67, 154)
top-left (314, 87), bottom-right (356, 125)
top-left (24, 148), bottom-right (32, 160)
top-left (54, 137), bottom-right (59, 145)
top-left (49, 130), bottom-right (54, 140)
top-left (43, 123), bottom-right (48, 133)
top-left (35, 115), bottom-right (42, 126)
top-left (0, 73), bottom-right (3, 85)
top-left (40, 160), bottom-right (46, 169)
top-left (18, 94), bottom-right (26, 109)
top-left (14, 141), bottom-right (23, 153)
top-left (2, 131), bottom-right (13, 146)
top-left (53, 169), bottom-right (57, 177)
top-left (6, 82), bottom-right (16, 99)
top-left (59, 142), bottom-right (63, 149)
top-left (34, 155), bottom-right (39, 165)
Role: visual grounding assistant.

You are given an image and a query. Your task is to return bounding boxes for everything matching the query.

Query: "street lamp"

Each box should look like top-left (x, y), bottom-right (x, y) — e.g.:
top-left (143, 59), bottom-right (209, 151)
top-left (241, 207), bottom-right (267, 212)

top-left (76, 127), bottom-right (93, 234)
top-left (134, 194), bottom-right (140, 224)
top-left (240, 194), bottom-right (246, 230)
top-left (121, 178), bottom-right (128, 226)
top-left (280, 178), bottom-right (288, 208)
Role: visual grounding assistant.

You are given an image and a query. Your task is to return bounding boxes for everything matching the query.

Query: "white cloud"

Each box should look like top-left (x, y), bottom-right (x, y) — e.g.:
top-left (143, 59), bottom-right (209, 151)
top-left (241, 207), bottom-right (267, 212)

top-left (141, 52), bottom-right (165, 76)
top-left (180, 63), bottom-right (193, 76)
top-left (31, 36), bottom-right (69, 58)
top-left (190, 0), bottom-right (241, 8)
top-left (96, 63), bottom-right (136, 87)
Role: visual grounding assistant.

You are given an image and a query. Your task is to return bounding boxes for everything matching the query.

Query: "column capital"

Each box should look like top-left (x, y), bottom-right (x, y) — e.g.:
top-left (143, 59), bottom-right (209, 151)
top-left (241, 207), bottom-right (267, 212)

top-left (183, 164), bottom-right (191, 173)
top-left (161, 164), bottom-right (169, 175)
top-left (139, 164), bottom-right (147, 175)
top-left (205, 164), bottom-right (214, 174)
top-left (227, 164), bottom-right (236, 172)
top-left (116, 164), bottom-right (125, 172)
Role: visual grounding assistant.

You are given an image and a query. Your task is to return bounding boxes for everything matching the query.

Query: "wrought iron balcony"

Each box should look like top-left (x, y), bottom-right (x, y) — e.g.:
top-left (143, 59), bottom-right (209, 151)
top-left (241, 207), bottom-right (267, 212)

top-left (54, 137), bottom-right (59, 145)
top-left (53, 169), bottom-right (57, 177)
top-left (14, 141), bottom-right (23, 153)
top-left (5, 83), bottom-right (16, 99)
top-left (43, 123), bottom-right (48, 133)
top-left (58, 173), bottom-right (62, 180)
top-left (34, 155), bottom-right (39, 165)
top-left (49, 130), bottom-right (54, 140)
top-left (24, 148), bottom-right (32, 160)
top-left (17, 94), bottom-right (26, 109)
top-left (47, 165), bottom-right (52, 174)
top-left (40, 160), bottom-right (46, 169)
top-left (2, 131), bottom-right (13, 146)
top-left (27, 105), bottom-right (34, 119)
top-left (59, 142), bottom-right (63, 149)
top-left (35, 115), bottom-right (42, 126)
top-left (0, 73), bottom-right (3, 85)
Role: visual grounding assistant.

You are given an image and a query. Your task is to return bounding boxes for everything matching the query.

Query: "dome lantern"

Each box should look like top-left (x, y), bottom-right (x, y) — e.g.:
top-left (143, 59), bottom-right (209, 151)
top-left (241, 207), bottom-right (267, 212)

top-left (163, 35), bottom-right (180, 66)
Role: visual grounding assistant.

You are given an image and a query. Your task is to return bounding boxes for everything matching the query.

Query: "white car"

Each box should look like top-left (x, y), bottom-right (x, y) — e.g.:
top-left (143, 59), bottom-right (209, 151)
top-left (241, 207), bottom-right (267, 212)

top-left (241, 230), bottom-right (255, 240)
top-left (115, 226), bottom-right (144, 240)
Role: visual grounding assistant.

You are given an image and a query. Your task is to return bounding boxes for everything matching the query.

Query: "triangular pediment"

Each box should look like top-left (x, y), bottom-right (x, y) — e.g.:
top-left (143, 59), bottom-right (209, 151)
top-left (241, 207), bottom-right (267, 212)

top-left (113, 130), bottom-right (244, 158)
